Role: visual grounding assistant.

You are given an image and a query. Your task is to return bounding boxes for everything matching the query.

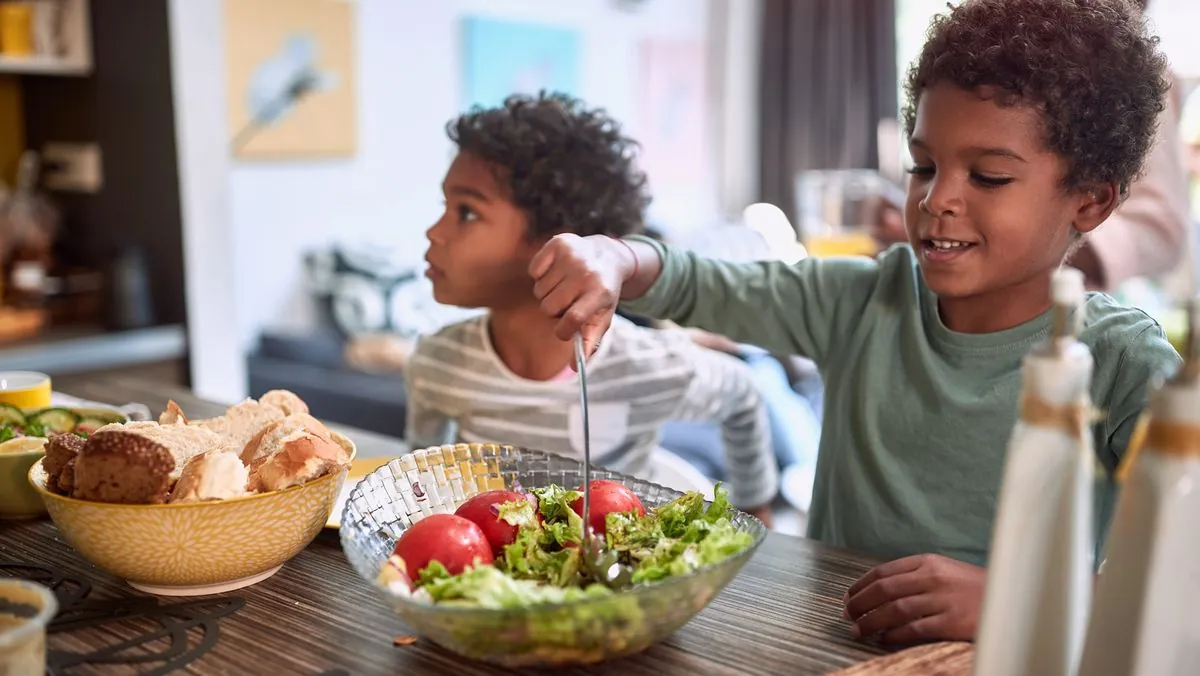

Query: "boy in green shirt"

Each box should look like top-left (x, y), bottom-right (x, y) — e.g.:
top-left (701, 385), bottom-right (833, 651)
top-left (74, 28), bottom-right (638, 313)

top-left (527, 0), bottom-right (1181, 646)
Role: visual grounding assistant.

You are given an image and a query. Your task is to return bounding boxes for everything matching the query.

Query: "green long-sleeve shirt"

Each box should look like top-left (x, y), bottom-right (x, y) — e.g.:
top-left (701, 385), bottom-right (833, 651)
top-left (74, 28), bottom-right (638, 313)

top-left (621, 239), bottom-right (1181, 566)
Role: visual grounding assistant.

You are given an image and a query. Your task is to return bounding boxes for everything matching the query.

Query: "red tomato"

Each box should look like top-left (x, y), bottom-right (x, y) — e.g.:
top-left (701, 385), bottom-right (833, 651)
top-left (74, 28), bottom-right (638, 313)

top-left (454, 490), bottom-right (540, 555)
top-left (391, 513), bottom-right (494, 581)
top-left (571, 479), bottom-right (646, 536)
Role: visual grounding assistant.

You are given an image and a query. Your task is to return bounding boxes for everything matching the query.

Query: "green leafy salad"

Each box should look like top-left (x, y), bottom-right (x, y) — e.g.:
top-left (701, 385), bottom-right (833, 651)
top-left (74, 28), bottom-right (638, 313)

top-left (377, 481), bottom-right (756, 609)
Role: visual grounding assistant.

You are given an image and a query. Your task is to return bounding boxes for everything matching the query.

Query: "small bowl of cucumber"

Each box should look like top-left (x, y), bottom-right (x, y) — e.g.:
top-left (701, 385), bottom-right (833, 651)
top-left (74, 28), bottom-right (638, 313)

top-left (0, 404), bottom-right (128, 519)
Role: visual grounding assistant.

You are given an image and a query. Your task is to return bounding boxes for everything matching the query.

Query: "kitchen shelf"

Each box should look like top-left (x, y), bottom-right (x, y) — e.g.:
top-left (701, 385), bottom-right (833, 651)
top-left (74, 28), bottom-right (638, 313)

top-left (0, 324), bottom-right (187, 374)
top-left (0, 0), bottom-right (92, 77)
top-left (0, 54), bottom-right (90, 76)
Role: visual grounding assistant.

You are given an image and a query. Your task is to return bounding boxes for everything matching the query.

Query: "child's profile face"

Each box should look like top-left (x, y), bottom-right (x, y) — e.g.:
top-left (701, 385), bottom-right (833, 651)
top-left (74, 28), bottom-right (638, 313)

top-left (904, 83), bottom-right (1106, 302)
top-left (424, 152), bottom-right (543, 309)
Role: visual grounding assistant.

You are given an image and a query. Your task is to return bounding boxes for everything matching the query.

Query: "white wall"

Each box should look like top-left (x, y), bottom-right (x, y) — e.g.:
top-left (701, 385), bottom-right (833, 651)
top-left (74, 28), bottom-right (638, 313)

top-left (897, 0), bottom-right (1200, 81)
top-left (172, 0), bottom-right (719, 401)
top-left (1147, 0), bottom-right (1200, 79)
top-left (232, 0), bottom-right (715, 345)
top-left (168, 0), bottom-right (245, 404)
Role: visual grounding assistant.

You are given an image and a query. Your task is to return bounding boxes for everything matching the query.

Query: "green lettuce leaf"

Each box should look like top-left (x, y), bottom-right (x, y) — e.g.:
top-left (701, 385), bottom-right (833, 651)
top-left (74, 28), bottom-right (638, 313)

top-left (500, 522), bottom-right (584, 587)
top-left (532, 485), bottom-right (583, 547)
top-left (630, 518), bottom-right (752, 583)
top-left (422, 564), bottom-right (612, 609)
top-left (415, 560), bottom-right (451, 587)
top-left (22, 420), bottom-right (45, 438)
top-left (496, 497), bottom-right (539, 528)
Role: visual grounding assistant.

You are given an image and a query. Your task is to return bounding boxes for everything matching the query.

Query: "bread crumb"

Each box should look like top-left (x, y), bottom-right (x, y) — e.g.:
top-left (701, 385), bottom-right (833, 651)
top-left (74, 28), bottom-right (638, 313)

top-left (392, 635), bottom-right (418, 647)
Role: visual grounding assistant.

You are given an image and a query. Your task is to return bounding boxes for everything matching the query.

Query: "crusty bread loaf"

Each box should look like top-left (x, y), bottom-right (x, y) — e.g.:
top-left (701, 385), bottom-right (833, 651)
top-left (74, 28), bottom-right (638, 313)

top-left (95, 421), bottom-right (230, 479)
top-left (43, 433), bottom-right (85, 481)
top-left (56, 457), bottom-right (77, 495)
top-left (247, 421), bottom-right (349, 493)
top-left (64, 390), bottom-right (333, 504)
top-left (240, 413), bottom-right (332, 464)
top-left (169, 451), bottom-right (250, 503)
top-left (259, 390), bottom-right (309, 416)
top-left (192, 400), bottom-right (286, 454)
top-left (158, 400), bottom-right (189, 425)
top-left (73, 430), bottom-right (176, 504)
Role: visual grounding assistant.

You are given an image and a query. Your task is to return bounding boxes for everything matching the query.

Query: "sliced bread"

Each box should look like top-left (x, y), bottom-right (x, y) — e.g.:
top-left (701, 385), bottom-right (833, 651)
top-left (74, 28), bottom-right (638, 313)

top-left (43, 433), bottom-right (85, 481)
top-left (240, 413), bottom-right (332, 464)
top-left (56, 457), bottom-right (77, 495)
top-left (259, 390), bottom-right (309, 416)
top-left (169, 451), bottom-right (250, 503)
top-left (247, 418), bottom-right (349, 493)
top-left (94, 420), bottom-right (231, 478)
top-left (193, 400), bottom-right (287, 454)
top-left (72, 430), bottom-right (176, 504)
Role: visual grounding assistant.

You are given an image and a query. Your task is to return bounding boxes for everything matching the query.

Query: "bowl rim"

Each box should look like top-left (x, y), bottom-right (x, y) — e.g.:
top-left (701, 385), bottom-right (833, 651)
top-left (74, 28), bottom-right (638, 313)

top-left (0, 406), bottom-right (133, 459)
top-left (342, 444), bottom-right (769, 615)
top-left (28, 431), bottom-right (358, 509)
top-left (0, 371), bottom-right (51, 389)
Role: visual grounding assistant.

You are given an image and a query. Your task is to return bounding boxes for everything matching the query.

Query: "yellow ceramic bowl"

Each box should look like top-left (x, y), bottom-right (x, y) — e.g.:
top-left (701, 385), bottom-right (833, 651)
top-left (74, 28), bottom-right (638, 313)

top-left (0, 407), bottom-right (130, 520)
top-left (0, 372), bottom-right (51, 409)
top-left (0, 438), bottom-right (50, 520)
top-left (28, 432), bottom-right (356, 596)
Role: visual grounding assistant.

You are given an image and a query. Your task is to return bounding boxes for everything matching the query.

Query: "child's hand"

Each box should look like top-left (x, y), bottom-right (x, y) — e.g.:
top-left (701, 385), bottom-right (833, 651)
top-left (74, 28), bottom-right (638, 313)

top-left (529, 234), bottom-right (633, 357)
top-left (843, 554), bottom-right (985, 645)
top-left (745, 504), bottom-right (773, 528)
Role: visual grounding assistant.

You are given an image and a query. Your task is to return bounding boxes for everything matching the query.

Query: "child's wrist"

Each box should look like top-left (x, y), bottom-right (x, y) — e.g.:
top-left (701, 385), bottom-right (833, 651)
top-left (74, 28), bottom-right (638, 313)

top-left (607, 236), bottom-right (639, 282)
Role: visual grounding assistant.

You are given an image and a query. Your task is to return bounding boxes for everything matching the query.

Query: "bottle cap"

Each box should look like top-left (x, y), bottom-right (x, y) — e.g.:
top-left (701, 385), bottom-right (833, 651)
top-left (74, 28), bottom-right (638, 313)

top-left (1052, 267), bottom-right (1085, 307)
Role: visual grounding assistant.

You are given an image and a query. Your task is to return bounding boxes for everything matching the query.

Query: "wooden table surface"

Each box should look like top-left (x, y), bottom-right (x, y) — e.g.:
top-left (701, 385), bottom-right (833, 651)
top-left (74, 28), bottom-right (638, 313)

top-left (0, 378), bottom-right (892, 675)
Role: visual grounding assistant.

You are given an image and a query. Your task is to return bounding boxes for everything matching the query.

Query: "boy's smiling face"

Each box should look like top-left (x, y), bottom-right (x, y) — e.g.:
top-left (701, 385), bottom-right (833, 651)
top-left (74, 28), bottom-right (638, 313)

top-left (904, 83), bottom-right (1115, 312)
top-left (425, 152), bottom-right (545, 309)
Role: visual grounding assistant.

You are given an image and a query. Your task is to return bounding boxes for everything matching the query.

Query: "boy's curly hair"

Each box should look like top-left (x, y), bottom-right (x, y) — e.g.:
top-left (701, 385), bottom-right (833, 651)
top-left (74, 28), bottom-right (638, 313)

top-left (903, 0), bottom-right (1169, 199)
top-left (446, 91), bottom-right (650, 239)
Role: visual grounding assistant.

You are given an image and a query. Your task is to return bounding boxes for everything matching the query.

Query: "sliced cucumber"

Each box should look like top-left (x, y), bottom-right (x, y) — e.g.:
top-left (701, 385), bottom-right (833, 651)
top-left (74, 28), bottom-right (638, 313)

top-left (0, 403), bottom-right (25, 426)
top-left (76, 416), bottom-right (121, 436)
top-left (29, 408), bottom-right (81, 435)
top-left (79, 410), bottom-right (127, 425)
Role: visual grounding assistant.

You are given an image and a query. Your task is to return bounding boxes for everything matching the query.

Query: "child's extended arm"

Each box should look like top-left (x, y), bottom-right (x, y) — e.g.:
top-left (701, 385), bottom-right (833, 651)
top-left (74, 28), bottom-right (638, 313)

top-left (530, 233), bottom-right (880, 366)
top-left (670, 342), bottom-right (778, 512)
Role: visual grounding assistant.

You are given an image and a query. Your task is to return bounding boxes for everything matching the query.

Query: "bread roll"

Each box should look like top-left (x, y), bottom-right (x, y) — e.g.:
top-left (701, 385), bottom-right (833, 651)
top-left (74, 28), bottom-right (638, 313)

top-left (95, 421), bottom-right (230, 479)
top-left (247, 417), bottom-right (349, 492)
top-left (258, 390), bottom-right (309, 416)
top-left (192, 400), bottom-right (286, 454)
top-left (158, 400), bottom-right (189, 425)
top-left (240, 413), bottom-right (331, 464)
top-left (56, 457), bottom-right (76, 495)
top-left (43, 433), bottom-right (85, 488)
top-left (170, 451), bottom-right (250, 503)
top-left (73, 431), bottom-right (176, 504)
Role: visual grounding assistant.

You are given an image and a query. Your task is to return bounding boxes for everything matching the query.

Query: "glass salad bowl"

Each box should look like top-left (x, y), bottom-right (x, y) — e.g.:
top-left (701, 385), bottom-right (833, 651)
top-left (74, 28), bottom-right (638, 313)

top-left (339, 443), bottom-right (768, 667)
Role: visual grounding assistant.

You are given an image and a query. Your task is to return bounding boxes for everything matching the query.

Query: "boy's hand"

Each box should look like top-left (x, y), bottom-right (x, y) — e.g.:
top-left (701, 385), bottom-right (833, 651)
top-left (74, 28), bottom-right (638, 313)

top-left (745, 504), bottom-right (774, 528)
top-left (530, 234), bottom-right (633, 357)
top-left (843, 554), bottom-right (985, 645)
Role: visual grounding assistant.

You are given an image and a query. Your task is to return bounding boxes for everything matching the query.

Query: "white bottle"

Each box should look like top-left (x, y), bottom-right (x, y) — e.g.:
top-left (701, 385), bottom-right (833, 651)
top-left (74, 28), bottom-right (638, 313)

top-left (973, 268), bottom-right (1095, 676)
top-left (1077, 298), bottom-right (1200, 676)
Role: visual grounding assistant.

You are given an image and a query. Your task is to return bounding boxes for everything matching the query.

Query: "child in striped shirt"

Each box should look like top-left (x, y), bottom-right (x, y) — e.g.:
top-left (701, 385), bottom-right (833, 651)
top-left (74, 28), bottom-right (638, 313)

top-left (405, 92), bottom-right (777, 522)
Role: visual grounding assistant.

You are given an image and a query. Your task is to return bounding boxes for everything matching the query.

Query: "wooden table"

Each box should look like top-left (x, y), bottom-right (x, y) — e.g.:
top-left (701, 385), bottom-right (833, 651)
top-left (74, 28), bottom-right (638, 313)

top-left (0, 378), bottom-right (890, 675)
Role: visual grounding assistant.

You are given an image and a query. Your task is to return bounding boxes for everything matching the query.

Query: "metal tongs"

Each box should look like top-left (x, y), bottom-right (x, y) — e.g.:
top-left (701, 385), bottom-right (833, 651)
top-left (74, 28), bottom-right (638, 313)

top-left (574, 334), bottom-right (633, 589)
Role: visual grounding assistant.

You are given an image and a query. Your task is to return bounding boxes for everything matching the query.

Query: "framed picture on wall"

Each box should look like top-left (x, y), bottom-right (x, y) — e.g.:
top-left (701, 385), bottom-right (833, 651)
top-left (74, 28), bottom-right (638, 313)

top-left (460, 16), bottom-right (580, 110)
top-left (224, 0), bottom-right (357, 159)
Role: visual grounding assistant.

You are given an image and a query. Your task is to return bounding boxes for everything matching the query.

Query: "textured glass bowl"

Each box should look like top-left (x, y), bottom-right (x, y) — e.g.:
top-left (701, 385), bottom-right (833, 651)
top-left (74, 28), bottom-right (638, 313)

top-left (339, 443), bottom-right (768, 667)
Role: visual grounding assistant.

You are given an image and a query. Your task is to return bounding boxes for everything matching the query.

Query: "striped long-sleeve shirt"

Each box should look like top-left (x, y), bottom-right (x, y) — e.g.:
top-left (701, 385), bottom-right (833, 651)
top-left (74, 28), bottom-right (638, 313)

top-left (404, 315), bottom-right (778, 508)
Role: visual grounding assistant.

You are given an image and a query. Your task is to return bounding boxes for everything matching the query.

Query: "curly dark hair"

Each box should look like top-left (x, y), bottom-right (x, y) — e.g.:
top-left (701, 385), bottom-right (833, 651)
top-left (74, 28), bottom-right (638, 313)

top-left (446, 91), bottom-right (650, 239)
top-left (903, 0), bottom-right (1169, 198)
